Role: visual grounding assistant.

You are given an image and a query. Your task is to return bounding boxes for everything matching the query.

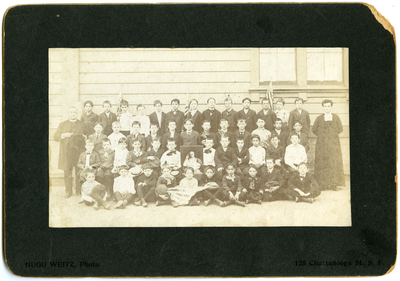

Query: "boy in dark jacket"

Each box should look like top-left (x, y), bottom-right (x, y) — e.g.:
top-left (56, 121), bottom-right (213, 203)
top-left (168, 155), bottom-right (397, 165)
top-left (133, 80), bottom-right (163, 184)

top-left (287, 162), bottom-right (321, 203)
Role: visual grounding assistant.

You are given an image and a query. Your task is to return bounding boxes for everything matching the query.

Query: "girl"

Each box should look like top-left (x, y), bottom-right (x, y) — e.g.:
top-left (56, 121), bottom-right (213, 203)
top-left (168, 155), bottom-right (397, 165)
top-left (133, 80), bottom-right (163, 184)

top-left (81, 100), bottom-right (98, 134)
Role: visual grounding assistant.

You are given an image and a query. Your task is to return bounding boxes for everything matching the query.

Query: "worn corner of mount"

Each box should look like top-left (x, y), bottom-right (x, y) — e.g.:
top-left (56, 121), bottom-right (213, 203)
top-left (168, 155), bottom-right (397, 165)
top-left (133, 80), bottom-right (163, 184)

top-left (364, 3), bottom-right (395, 36)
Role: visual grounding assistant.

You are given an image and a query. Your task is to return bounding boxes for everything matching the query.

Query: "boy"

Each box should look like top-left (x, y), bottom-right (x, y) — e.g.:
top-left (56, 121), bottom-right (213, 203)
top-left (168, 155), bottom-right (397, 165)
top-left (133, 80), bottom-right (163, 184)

top-left (200, 120), bottom-right (217, 148)
top-left (126, 139), bottom-right (148, 176)
top-left (132, 104), bottom-right (150, 136)
top-left (149, 100), bottom-right (167, 136)
top-left (108, 121), bottom-right (126, 151)
top-left (166, 99), bottom-right (185, 134)
top-left (80, 171), bottom-right (110, 210)
top-left (185, 99), bottom-right (203, 133)
top-left (262, 158), bottom-right (288, 202)
top-left (248, 134), bottom-right (267, 176)
top-left (257, 97), bottom-right (277, 132)
top-left (220, 163), bottom-right (245, 207)
top-left (234, 137), bottom-right (249, 175)
top-left (145, 123), bottom-right (160, 150)
top-left (88, 122), bottom-right (108, 152)
top-left (135, 164), bottom-right (158, 207)
top-left (274, 98), bottom-right (289, 130)
top-left (239, 165), bottom-right (263, 204)
top-left (127, 121), bottom-right (147, 151)
top-left (221, 97), bottom-right (239, 132)
top-left (111, 138), bottom-right (130, 177)
top-left (215, 135), bottom-right (238, 179)
top-left (232, 118), bottom-right (251, 149)
top-left (252, 118), bottom-right (271, 149)
top-left (113, 165), bottom-right (136, 208)
top-left (238, 97), bottom-right (257, 133)
top-left (96, 138), bottom-right (115, 200)
top-left (162, 119), bottom-right (181, 151)
top-left (288, 98), bottom-right (311, 135)
top-left (272, 118), bottom-right (288, 148)
top-left (118, 100), bottom-right (134, 137)
top-left (202, 97), bottom-right (221, 133)
top-left (77, 139), bottom-right (102, 193)
top-left (180, 118), bottom-right (200, 146)
top-left (146, 137), bottom-right (163, 178)
top-left (216, 119), bottom-right (233, 148)
top-left (266, 133), bottom-right (285, 171)
top-left (81, 100), bottom-right (98, 134)
top-left (284, 133), bottom-right (307, 173)
top-left (97, 100), bottom-right (118, 136)
top-left (288, 121), bottom-right (310, 152)
top-left (155, 165), bottom-right (177, 206)
top-left (199, 166), bottom-right (224, 206)
top-left (202, 137), bottom-right (216, 168)
top-left (154, 184), bottom-right (172, 207)
top-left (287, 162), bottom-right (321, 203)
top-left (160, 139), bottom-right (182, 177)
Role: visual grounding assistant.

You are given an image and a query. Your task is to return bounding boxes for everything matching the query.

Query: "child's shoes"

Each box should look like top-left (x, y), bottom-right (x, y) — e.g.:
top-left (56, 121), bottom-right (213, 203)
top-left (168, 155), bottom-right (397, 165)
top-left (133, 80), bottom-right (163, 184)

top-left (204, 199), bottom-right (211, 206)
top-left (116, 200), bottom-right (124, 208)
top-left (141, 198), bottom-right (148, 207)
top-left (93, 202), bottom-right (99, 210)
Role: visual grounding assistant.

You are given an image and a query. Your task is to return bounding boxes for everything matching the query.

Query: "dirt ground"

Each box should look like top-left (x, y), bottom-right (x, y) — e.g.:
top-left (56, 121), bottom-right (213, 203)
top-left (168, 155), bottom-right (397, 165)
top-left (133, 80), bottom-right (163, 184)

top-left (49, 179), bottom-right (351, 227)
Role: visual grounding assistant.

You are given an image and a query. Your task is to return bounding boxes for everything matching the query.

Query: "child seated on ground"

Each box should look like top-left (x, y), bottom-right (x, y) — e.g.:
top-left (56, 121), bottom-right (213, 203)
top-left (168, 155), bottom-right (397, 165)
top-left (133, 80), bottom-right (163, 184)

top-left (234, 137), bottom-right (249, 176)
top-left (168, 167), bottom-right (201, 207)
top-left (113, 165), bottom-right (136, 209)
top-left (220, 163), bottom-right (246, 207)
top-left (96, 138), bottom-right (115, 201)
top-left (284, 132), bottom-right (307, 173)
top-left (287, 162), bottom-right (321, 203)
top-left (134, 164), bottom-right (158, 207)
top-left (80, 171), bottom-right (110, 210)
top-left (262, 158), bottom-right (288, 202)
top-left (215, 135), bottom-right (238, 179)
top-left (239, 165), bottom-right (263, 204)
top-left (199, 166), bottom-right (224, 206)
top-left (108, 121), bottom-right (126, 151)
top-left (183, 151), bottom-right (203, 180)
top-left (77, 139), bottom-right (101, 195)
top-left (111, 138), bottom-right (130, 177)
top-left (127, 121), bottom-right (147, 151)
top-left (160, 139), bottom-right (182, 179)
top-left (88, 122), bottom-right (108, 152)
top-left (252, 117), bottom-right (271, 149)
top-left (146, 137), bottom-right (163, 178)
top-left (155, 164), bottom-right (177, 206)
top-left (126, 139), bottom-right (148, 177)
top-left (248, 134), bottom-right (267, 177)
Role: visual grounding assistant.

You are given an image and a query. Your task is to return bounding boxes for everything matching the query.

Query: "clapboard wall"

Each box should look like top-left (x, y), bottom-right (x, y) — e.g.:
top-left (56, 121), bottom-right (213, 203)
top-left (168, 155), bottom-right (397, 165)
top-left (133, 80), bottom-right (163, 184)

top-left (49, 48), bottom-right (349, 178)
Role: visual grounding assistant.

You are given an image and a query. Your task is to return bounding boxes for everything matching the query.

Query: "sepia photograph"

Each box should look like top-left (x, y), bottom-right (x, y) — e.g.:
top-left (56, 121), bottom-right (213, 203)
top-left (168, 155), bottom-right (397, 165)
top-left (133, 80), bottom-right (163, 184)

top-left (49, 47), bottom-right (351, 227)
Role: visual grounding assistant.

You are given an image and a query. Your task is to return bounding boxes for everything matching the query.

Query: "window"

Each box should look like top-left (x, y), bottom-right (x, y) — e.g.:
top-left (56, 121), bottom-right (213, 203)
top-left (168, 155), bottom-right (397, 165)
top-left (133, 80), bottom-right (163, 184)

top-left (307, 48), bottom-right (343, 82)
top-left (259, 48), bottom-right (296, 82)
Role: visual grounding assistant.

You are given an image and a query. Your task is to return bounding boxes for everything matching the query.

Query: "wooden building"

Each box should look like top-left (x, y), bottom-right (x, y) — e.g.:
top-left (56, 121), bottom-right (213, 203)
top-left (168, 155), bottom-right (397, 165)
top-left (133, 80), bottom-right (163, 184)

top-left (49, 48), bottom-right (349, 180)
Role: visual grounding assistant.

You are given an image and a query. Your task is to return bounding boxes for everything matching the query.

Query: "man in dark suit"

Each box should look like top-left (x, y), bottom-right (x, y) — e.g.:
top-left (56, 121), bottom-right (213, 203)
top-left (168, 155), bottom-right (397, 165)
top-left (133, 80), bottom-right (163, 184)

top-left (149, 100), bottom-right (167, 136)
top-left (97, 101), bottom-right (117, 136)
top-left (54, 106), bottom-right (88, 198)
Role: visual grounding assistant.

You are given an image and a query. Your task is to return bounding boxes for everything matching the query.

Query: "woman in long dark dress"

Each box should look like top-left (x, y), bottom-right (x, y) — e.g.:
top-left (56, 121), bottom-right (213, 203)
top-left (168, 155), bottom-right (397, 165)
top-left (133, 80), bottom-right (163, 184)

top-left (311, 99), bottom-right (345, 190)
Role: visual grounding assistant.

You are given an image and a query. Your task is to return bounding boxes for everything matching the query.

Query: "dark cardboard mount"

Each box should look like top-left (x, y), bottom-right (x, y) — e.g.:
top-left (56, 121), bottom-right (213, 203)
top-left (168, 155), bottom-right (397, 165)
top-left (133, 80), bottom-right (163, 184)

top-left (3, 3), bottom-right (396, 277)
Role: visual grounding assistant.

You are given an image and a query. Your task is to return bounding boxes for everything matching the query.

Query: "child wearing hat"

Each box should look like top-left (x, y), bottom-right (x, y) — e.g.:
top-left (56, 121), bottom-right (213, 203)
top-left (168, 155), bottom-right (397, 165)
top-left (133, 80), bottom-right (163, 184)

top-left (287, 162), bottom-right (321, 203)
top-left (80, 171), bottom-right (110, 210)
top-left (113, 165), bottom-right (136, 208)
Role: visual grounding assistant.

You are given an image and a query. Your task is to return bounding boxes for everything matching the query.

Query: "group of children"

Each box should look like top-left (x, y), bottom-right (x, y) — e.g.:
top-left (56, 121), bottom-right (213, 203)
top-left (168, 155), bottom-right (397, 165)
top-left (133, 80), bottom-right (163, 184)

top-left (73, 96), bottom-right (322, 210)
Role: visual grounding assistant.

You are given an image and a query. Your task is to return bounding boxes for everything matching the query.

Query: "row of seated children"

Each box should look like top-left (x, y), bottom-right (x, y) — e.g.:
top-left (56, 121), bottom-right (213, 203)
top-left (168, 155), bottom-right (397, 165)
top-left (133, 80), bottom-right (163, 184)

top-left (79, 160), bottom-right (321, 210)
top-left (82, 96), bottom-right (310, 146)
